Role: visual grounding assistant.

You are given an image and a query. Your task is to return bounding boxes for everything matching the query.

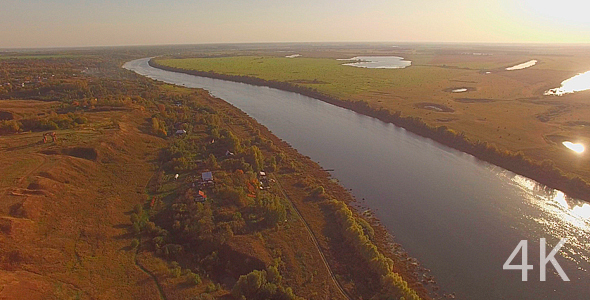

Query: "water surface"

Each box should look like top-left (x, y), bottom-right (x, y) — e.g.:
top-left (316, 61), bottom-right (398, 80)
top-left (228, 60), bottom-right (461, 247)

top-left (506, 60), bottom-right (537, 71)
top-left (563, 141), bottom-right (585, 153)
top-left (338, 56), bottom-right (411, 69)
top-left (545, 70), bottom-right (590, 96)
top-left (124, 58), bottom-right (590, 300)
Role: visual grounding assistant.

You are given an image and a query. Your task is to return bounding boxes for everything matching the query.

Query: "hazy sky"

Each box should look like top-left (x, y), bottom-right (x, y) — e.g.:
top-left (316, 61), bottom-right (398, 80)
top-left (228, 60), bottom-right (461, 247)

top-left (1, 0), bottom-right (589, 48)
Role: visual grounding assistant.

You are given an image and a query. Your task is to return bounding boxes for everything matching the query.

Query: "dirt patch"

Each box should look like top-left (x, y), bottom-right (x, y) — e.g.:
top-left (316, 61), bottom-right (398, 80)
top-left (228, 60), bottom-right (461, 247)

top-left (42, 147), bottom-right (99, 160)
top-left (536, 105), bottom-right (569, 122)
top-left (27, 182), bottom-right (44, 190)
top-left (436, 118), bottom-right (457, 122)
top-left (40, 150), bottom-right (59, 155)
top-left (8, 198), bottom-right (43, 220)
top-left (453, 98), bottom-right (496, 103)
top-left (544, 134), bottom-right (569, 145)
top-left (63, 147), bottom-right (98, 160)
top-left (415, 102), bottom-right (454, 113)
top-left (218, 235), bottom-right (272, 277)
top-left (0, 111), bottom-right (14, 120)
top-left (564, 121), bottom-right (590, 127)
top-left (0, 217), bottom-right (34, 236)
top-left (0, 218), bottom-right (11, 234)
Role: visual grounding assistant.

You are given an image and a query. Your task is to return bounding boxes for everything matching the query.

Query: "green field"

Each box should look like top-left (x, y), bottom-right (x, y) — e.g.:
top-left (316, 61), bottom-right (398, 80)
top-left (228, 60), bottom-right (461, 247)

top-left (157, 56), bottom-right (474, 99)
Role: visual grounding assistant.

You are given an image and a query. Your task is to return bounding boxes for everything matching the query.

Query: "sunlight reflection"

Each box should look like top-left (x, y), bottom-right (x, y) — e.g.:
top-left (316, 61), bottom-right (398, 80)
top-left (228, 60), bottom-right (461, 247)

top-left (572, 204), bottom-right (590, 219)
top-left (505, 59), bottom-right (537, 70)
top-left (545, 70), bottom-right (590, 96)
top-left (509, 174), bottom-right (590, 266)
top-left (563, 141), bottom-right (585, 153)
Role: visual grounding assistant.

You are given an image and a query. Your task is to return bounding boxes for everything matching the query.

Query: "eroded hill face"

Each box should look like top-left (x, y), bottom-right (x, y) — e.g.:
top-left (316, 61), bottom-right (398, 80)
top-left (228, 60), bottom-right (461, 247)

top-left (0, 101), bottom-right (164, 299)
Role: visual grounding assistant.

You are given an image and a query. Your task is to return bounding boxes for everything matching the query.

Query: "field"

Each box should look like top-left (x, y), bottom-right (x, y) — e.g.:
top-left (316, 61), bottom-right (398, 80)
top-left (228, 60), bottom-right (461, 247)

top-left (0, 100), bottom-right (166, 299)
top-left (155, 45), bottom-right (590, 195)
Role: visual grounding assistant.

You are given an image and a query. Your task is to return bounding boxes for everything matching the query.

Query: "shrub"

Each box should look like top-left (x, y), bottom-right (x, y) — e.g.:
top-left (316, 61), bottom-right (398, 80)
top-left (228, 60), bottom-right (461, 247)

top-left (311, 186), bottom-right (325, 197)
top-left (186, 271), bottom-right (202, 285)
top-left (232, 267), bottom-right (302, 300)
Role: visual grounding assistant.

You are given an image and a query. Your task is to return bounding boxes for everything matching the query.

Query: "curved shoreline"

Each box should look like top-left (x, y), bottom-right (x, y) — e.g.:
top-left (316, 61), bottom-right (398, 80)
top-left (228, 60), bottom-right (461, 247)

top-left (148, 58), bottom-right (590, 202)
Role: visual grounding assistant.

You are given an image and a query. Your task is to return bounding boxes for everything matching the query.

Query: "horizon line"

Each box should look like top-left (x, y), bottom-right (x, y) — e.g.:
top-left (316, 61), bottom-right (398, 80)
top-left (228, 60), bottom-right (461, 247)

top-left (3, 40), bottom-right (590, 52)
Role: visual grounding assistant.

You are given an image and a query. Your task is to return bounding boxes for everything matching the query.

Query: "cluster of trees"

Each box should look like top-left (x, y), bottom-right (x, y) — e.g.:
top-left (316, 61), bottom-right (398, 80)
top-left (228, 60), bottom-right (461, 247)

top-left (138, 95), bottom-right (303, 297)
top-left (151, 117), bottom-right (168, 137)
top-left (231, 266), bottom-right (303, 300)
top-left (329, 199), bottom-right (420, 300)
top-left (0, 112), bottom-right (88, 134)
top-left (253, 195), bottom-right (287, 228)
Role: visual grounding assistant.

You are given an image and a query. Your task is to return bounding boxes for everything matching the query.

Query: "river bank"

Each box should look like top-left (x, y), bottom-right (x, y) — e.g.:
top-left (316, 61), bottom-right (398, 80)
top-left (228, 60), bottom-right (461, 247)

top-left (149, 59), bottom-right (590, 203)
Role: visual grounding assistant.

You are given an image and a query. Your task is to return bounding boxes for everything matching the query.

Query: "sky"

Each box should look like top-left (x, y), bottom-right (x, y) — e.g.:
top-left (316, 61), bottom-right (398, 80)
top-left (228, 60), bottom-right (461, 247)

top-left (1, 0), bottom-right (590, 48)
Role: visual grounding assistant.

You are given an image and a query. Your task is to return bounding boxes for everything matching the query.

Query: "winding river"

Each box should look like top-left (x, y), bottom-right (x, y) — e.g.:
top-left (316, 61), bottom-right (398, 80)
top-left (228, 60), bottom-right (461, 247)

top-left (124, 58), bottom-right (590, 300)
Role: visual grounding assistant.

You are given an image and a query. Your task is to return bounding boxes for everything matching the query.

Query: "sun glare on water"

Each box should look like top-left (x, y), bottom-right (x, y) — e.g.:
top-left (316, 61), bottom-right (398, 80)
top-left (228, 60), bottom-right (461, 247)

top-left (562, 141), bottom-right (585, 153)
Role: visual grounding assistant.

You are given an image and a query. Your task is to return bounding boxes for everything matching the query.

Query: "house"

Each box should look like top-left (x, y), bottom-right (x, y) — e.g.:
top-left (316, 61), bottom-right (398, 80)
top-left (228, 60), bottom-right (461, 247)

top-left (200, 171), bottom-right (214, 187)
top-left (202, 171), bottom-right (213, 182)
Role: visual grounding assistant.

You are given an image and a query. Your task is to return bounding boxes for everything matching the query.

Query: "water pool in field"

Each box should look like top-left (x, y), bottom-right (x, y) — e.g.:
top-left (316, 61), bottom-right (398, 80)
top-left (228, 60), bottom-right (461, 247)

top-left (338, 56), bottom-right (411, 69)
top-left (505, 59), bottom-right (537, 70)
top-left (545, 70), bottom-right (590, 96)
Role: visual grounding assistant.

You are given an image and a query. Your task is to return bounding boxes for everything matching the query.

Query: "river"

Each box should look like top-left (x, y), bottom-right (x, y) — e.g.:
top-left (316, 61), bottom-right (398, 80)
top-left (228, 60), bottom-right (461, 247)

top-left (124, 58), bottom-right (590, 300)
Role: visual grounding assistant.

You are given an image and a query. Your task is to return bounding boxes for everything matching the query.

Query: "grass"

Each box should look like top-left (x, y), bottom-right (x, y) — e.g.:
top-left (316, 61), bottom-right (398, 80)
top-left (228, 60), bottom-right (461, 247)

top-left (157, 56), bottom-right (471, 99)
top-left (155, 46), bottom-right (590, 194)
top-left (0, 102), bottom-right (167, 299)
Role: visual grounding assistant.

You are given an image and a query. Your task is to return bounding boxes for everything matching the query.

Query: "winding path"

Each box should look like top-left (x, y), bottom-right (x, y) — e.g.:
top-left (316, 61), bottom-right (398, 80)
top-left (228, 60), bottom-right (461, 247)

top-left (135, 250), bottom-right (167, 300)
top-left (271, 174), bottom-right (353, 300)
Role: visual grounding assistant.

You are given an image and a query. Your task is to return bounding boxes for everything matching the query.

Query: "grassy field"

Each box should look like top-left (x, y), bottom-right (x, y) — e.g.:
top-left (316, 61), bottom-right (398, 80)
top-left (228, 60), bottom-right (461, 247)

top-left (0, 100), bottom-right (166, 299)
top-left (155, 45), bottom-right (590, 193)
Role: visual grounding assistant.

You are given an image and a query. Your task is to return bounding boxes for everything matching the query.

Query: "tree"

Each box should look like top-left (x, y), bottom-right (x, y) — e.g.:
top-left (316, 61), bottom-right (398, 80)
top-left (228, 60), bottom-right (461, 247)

top-left (223, 131), bottom-right (241, 153)
top-left (245, 146), bottom-right (264, 172)
top-left (207, 153), bottom-right (218, 169)
top-left (232, 270), bottom-right (266, 298)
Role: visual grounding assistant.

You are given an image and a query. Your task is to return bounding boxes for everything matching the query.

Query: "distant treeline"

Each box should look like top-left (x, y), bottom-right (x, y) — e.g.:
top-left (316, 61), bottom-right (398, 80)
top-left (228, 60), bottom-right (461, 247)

top-left (150, 59), bottom-right (590, 202)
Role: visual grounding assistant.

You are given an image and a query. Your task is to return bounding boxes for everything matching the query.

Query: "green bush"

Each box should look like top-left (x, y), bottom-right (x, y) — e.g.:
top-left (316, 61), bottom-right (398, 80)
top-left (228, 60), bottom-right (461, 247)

top-left (186, 271), bottom-right (202, 285)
